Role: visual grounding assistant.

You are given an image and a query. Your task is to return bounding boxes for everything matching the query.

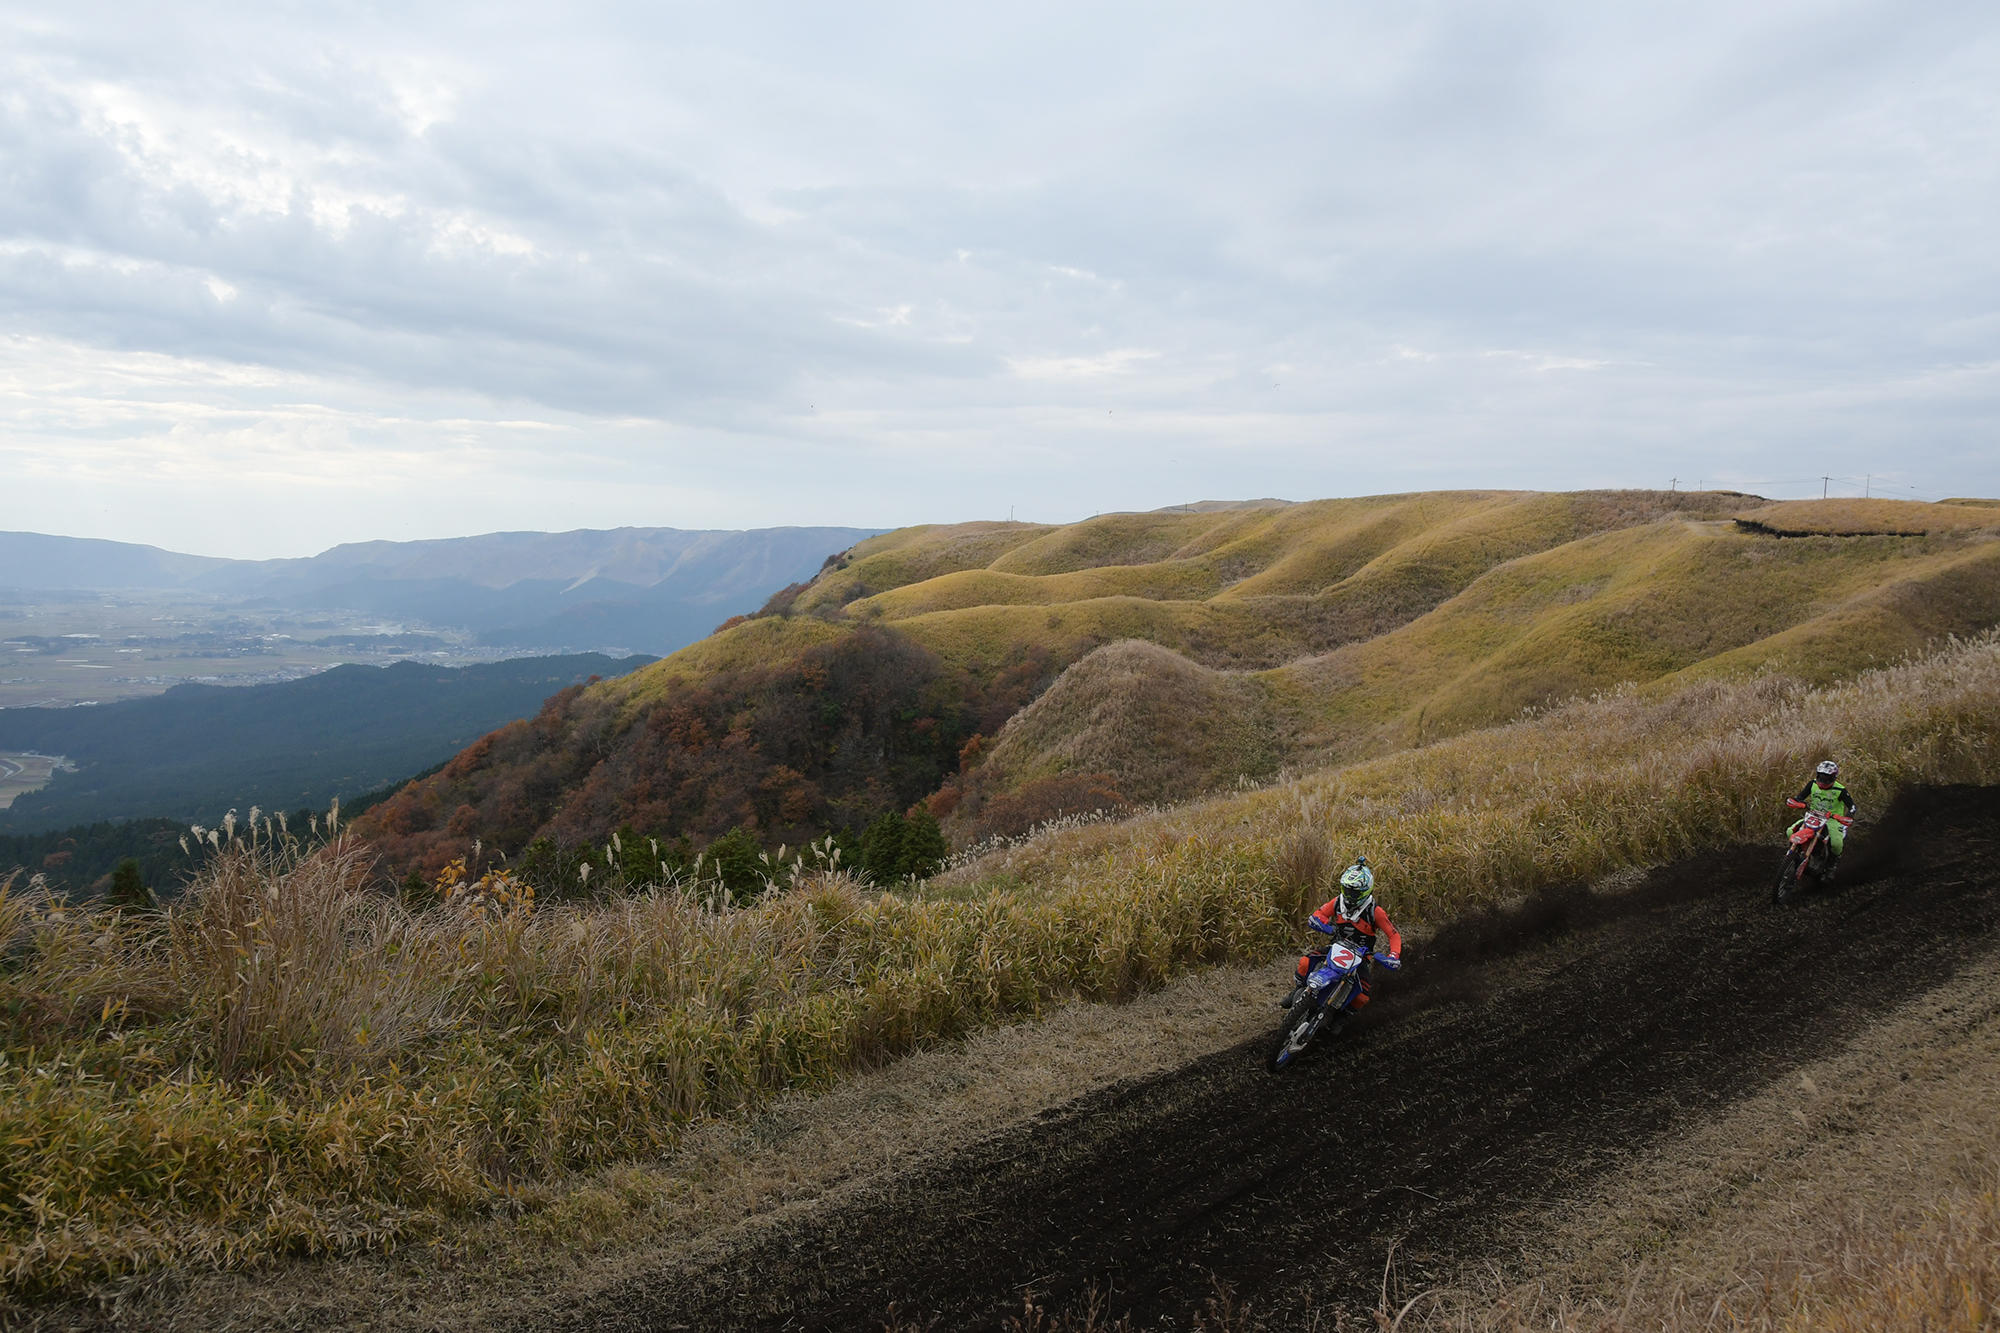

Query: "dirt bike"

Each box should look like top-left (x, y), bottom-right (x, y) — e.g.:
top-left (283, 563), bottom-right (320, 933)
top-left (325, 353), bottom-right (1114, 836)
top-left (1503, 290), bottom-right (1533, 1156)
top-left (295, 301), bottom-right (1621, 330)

top-left (1773, 799), bottom-right (1853, 904)
top-left (1267, 938), bottom-right (1395, 1073)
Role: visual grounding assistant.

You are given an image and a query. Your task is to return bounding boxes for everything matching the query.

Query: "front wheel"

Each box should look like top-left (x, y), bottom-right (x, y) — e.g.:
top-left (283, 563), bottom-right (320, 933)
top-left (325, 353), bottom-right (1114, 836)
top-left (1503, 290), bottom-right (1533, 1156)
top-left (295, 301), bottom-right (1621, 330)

top-left (1267, 994), bottom-right (1319, 1074)
top-left (1773, 846), bottom-right (1804, 904)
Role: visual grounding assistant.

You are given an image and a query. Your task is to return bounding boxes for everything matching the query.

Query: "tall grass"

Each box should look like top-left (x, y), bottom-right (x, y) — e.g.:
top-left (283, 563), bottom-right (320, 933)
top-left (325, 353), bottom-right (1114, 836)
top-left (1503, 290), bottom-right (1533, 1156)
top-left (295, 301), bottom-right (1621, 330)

top-left (4, 636), bottom-right (1999, 1301)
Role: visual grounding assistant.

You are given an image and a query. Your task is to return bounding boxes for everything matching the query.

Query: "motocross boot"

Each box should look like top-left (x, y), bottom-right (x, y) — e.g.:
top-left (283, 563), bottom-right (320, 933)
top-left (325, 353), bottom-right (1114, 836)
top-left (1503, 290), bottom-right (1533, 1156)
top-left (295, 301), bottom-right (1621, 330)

top-left (1279, 983), bottom-right (1304, 1009)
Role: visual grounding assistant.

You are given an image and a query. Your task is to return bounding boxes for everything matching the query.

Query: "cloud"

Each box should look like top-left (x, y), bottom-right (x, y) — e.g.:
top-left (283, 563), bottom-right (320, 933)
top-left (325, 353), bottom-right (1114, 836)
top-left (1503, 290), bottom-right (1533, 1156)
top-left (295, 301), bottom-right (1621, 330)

top-left (1007, 349), bottom-right (1160, 381)
top-left (1, 0), bottom-right (1996, 555)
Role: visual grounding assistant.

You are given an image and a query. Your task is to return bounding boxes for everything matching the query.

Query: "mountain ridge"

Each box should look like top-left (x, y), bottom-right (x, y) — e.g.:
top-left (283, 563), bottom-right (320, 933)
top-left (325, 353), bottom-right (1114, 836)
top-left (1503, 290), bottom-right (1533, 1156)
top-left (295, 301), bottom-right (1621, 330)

top-left (0, 524), bottom-right (880, 654)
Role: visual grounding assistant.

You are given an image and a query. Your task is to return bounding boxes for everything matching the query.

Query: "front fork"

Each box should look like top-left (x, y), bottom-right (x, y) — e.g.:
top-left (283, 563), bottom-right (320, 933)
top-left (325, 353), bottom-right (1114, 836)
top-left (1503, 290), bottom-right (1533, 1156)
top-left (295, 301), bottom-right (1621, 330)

top-left (1786, 823), bottom-right (1825, 875)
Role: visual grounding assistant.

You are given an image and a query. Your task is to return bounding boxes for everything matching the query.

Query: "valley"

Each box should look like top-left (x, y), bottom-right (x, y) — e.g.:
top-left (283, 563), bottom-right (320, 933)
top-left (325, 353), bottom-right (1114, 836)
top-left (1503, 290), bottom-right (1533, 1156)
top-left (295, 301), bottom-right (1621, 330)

top-left (0, 652), bottom-right (655, 842)
top-left (0, 751), bottom-right (65, 809)
top-left (0, 591), bottom-right (510, 708)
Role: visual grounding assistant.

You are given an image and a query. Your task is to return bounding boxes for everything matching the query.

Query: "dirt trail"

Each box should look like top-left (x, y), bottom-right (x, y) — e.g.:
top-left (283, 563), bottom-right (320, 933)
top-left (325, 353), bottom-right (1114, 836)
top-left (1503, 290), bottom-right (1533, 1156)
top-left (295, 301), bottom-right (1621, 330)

top-left (548, 786), bottom-right (2000, 1331)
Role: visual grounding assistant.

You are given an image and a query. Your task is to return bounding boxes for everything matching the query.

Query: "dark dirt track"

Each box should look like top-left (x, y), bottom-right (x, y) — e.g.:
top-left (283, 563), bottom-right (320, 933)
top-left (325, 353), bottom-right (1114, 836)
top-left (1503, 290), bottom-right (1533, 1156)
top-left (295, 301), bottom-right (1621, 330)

top-left (562, 786), bottom-right (2000, 1332)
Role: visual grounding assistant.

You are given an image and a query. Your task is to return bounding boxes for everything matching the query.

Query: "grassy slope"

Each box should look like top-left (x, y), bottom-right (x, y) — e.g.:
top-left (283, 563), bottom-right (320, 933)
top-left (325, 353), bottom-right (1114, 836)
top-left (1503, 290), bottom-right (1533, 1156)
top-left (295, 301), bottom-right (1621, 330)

top-left (1735, 496), bottom-right (2000, 535)
top-left (363, 491), bottom-right (2000, 856)
top-left (968, 499), bottom-right (2000, 811)
top-left (1279, 519), bottom-right (2000, 746)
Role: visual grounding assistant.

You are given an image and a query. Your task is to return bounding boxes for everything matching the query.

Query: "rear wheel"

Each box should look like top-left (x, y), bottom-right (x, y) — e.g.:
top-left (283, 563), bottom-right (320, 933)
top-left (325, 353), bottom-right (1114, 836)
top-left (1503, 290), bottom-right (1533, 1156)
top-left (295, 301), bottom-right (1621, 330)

top-left (1773, 846), bottom-right (1805, 904)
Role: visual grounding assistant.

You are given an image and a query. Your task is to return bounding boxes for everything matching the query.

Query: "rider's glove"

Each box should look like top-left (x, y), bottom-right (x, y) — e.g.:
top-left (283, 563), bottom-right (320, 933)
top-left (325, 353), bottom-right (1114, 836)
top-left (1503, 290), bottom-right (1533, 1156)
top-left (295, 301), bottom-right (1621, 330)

top-left (1378, 953), bottom-right (1401, 971)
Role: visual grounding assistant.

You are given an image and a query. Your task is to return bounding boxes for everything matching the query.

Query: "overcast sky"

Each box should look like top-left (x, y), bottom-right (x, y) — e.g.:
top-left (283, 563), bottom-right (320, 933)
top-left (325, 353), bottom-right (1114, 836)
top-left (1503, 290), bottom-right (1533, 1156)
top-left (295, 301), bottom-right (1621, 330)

top-left (3, 1), bottom-right (1996, 557)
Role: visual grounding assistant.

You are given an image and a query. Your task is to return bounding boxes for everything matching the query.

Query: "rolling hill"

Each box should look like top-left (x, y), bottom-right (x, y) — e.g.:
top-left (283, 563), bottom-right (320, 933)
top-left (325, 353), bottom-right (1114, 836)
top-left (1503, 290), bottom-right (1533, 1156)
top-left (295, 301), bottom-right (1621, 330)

top-left (356, 491), bottom-right (2000, 877)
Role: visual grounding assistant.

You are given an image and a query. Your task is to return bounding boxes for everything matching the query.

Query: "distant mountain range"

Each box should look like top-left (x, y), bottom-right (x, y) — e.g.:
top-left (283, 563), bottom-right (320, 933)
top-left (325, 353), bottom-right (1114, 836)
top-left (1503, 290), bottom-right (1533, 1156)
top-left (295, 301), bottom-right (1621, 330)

top-left (0, 653), bottom-right (654, 835)
top-left (0, 525), bottom-right (880, 654)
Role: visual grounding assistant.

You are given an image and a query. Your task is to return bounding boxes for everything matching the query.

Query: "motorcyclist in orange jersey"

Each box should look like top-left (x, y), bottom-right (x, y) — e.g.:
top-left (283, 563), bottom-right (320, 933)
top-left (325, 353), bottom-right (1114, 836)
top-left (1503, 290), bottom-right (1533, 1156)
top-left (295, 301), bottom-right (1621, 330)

top-left (1282, 856), bottom-right (1404, 1010)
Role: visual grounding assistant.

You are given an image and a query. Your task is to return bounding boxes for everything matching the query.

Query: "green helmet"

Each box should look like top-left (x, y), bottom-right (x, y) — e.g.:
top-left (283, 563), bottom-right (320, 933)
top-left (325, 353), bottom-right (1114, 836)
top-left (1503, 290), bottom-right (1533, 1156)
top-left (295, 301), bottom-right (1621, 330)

top-left (1338, 862), bottom-right (1375, 916)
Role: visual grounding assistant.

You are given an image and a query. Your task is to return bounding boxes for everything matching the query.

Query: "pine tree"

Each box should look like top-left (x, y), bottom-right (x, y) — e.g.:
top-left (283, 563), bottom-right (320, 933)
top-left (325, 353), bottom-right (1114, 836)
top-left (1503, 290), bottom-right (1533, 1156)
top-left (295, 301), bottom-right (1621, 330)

top-left (859, 812), bottom-right (907, 882)
top-left (898, 808), bottom-right (948, 880)
top-left (107, 858), bottom-right (154, 912)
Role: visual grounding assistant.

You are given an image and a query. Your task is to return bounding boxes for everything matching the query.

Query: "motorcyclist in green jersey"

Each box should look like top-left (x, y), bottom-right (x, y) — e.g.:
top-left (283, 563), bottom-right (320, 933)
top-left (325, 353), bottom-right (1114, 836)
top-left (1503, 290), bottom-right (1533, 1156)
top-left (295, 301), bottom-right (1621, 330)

top-left (1787, 759), bottom-right (1857, 879)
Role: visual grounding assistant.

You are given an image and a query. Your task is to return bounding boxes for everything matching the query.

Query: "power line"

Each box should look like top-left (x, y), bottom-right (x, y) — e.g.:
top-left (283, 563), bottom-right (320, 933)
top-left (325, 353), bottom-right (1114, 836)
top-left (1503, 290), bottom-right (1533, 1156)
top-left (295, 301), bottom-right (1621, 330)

top-left (1713, 473), bottom-right (1949, 503)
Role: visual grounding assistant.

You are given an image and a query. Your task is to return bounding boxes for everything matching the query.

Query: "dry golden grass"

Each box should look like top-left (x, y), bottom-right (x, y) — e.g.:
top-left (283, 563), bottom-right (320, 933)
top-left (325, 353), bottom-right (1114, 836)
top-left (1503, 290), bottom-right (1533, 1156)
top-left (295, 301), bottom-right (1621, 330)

top-left (790, 521), bottom-right (1054, 615)
top-left (610, 612), bottom-right (848, 708)
top-left (970, 639), bottom-right (1282, 804)
top-left (847, 560), bottom-right (1230, 619)
top-left (642, 491), bottom-right (1745, 685)
top-left (7, 636), bottom-right (2000, 1307)
top-left (1734, 497), bottom-right (2000, 536)
top-left (84, 961), bottom-right (1289, 1331)
top-left (965, 522), bottom-right (2000, 830)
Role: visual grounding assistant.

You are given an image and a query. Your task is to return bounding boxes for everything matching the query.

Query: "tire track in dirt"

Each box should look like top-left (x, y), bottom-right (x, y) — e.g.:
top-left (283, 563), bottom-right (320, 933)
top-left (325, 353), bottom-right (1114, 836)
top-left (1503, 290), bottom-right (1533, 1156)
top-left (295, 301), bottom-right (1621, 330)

top-left (559, 786), bottom-right (2000, 1331)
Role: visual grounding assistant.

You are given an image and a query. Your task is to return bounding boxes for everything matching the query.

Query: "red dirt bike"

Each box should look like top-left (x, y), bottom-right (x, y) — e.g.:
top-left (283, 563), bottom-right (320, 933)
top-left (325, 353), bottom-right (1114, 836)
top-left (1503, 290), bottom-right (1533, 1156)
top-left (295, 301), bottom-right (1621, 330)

top-left (1773, 798), bottom-right (1852, 904)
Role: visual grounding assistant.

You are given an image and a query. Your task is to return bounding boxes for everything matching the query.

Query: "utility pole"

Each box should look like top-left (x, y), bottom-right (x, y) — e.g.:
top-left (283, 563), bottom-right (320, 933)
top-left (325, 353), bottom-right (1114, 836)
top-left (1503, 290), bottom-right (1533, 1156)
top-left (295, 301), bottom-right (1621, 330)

top-left (1669, 477), bottom-right (1677, 493)
top-left (1822, 476), bottom-right (1831, 499)
top-left (1865, 474), bottom-right (1871, 497)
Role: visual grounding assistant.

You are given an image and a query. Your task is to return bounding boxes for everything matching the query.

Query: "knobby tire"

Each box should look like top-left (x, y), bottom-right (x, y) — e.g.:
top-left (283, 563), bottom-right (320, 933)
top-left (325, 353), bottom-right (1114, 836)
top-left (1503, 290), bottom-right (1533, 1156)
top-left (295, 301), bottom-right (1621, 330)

top-left (1267, 996), bottom-right (1317, 1074)
top-left (1773, 846), bottom-right (1805, 904)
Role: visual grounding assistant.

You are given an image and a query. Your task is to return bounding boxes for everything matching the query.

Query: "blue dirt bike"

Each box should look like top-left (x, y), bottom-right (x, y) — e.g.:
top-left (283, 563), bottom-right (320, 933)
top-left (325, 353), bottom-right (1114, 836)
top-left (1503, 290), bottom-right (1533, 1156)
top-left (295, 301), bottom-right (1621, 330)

top-left (1267, 938), bottom-right (1397, 1073)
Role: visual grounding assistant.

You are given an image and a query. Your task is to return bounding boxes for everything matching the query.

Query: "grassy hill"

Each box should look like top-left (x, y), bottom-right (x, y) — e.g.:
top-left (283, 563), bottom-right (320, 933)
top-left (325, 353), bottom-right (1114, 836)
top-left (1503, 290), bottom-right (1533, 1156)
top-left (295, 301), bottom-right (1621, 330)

top-left (356, 491), bottom-right (2000, 876)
